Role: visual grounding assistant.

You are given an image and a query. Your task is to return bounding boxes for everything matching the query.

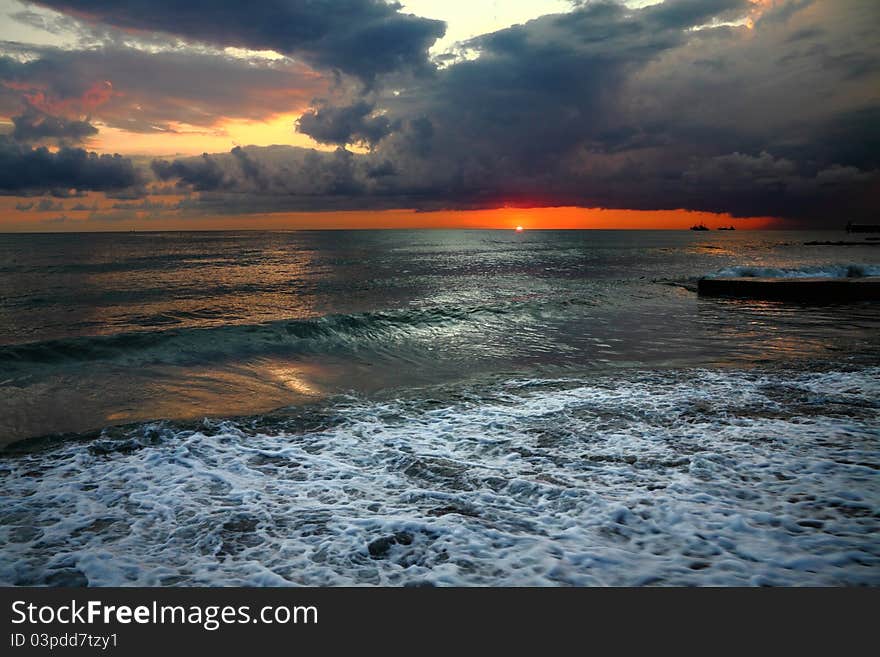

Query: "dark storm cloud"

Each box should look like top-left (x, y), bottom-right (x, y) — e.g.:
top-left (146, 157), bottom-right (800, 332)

top-left (230, 146), bottom-right (269, 190)
top-left (354, 0), bottom-right (878, 222)
top-left (11, 106), bottom-right (98, 143)
top-left (296, 101), bottom-right (397, 147)
top-left (33, 0), bottom-right (877, 224)
top-left (151, 146), bottom-right (368, 201)
top-left (0, 136), bottom-right (140, 194)
top-left (676, 151), bottom-right (879, 218)
top-left (151, 153), bottom-right (228, 192)
top-left (30, 0), bottom-right (445, 82)
top-left (641, 0), bottom-right (750, 29)
top-left (0, 34), bottom-right (297, 195)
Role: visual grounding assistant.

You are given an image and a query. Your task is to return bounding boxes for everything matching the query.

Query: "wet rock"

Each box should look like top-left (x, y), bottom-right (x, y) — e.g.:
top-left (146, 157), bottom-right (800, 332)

top-left (368, 531), bottom-right (414, 558)
top-left (368, 536), bottom-right (395, 558)
top-left (403, 456), bottom-right (467, 483)
top-left (217, 514), bottom-right (263, 556)
top-left (427, 505), bottom-right (479, 518)
top-left (222, 515), bottom-right (259, 533)
top-left (583, 453), bottom-right (638, 465)
top-left (70, 517), bottom-right (121, 538)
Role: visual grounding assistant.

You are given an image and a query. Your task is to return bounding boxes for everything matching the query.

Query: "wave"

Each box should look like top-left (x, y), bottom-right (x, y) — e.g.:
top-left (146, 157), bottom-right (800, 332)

top-left (0, 296), bottom-right (597, 370)
top-left (704, 264), bottom-right (880, 279)
top-left (1, 366), bottom-right (877, 586)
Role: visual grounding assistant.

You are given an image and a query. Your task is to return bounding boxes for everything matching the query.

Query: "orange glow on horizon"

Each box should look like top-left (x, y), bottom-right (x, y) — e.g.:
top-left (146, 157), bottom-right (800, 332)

top-left (0, 199), bottom-right (784, 232)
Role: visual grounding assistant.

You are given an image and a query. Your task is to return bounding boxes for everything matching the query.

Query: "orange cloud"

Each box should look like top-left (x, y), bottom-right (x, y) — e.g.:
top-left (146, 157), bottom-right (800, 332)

top-left (4, 79), bottom-right (114, 117)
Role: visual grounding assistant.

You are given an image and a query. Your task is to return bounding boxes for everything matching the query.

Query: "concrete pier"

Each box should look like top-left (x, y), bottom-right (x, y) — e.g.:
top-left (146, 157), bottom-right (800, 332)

top-left (697, 276), bottom-right (880, 301)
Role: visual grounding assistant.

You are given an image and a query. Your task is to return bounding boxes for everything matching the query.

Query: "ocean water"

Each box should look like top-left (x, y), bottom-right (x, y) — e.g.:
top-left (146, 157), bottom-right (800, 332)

top-left (0, 229), bottom-right (878, 586)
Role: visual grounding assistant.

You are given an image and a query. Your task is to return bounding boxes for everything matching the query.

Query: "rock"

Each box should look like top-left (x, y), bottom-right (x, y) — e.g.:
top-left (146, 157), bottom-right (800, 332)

top-left (222, 515), bottom-right (259, 533)
top-left (368, 531), bottom-right (414, 558)
top-left (427, 505), bottom-right (479, 518)
top-left (368, 536), bottom-right (395, 558)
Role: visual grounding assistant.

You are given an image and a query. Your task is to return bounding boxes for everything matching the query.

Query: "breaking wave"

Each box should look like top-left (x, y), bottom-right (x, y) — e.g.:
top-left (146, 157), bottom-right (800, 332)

top-left (2, 366), bottom-right (878, 586)
top-left (705, 264), bottom-right (880, 279)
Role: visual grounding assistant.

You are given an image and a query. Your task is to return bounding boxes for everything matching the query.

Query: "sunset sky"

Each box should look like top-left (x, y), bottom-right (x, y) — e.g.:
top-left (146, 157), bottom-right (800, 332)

top-left (0, 0), bottom-right (877, 230)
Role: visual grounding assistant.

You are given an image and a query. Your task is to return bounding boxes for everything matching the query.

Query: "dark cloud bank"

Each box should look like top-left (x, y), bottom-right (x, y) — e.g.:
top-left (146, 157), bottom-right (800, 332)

top-left (3, 0), bottom-right (880, 225)
top-left (0, 137), bottom-right (138, 194)
top-left (30, 0), bottom-right (445, 82)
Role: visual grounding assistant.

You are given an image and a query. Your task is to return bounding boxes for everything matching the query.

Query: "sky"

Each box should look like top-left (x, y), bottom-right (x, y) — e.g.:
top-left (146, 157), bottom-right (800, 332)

top-left (0, 0), bottom-right (877, 231)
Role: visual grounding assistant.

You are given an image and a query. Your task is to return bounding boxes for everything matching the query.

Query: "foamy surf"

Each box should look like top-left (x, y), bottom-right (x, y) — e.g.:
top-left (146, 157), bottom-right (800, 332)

top-left (1, 366), bottom-right (877, 586)
top-left (705, 264), bottom-right (880, 279)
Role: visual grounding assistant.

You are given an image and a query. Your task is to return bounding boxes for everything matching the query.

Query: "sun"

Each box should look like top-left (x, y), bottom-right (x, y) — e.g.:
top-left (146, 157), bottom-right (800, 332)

top-left (515, 225), bottom-right (524, 232)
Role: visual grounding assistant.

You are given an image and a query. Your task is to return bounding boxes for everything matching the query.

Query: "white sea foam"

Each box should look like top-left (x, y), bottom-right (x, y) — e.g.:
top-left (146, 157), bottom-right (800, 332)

top-left (1, 367), bottom-right (878, 586)
top-left (705, 264), bottom-right (880, 279)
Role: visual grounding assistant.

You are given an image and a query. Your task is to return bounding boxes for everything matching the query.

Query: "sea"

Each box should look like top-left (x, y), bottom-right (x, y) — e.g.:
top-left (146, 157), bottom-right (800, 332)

top-left (0, 229), bottom-right (878, 586)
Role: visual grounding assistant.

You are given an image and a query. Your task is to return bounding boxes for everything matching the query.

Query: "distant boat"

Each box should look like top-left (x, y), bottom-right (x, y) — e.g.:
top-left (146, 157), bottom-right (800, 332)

top-left (717, 225), bottom-right (736, 231)
top-left (690, 224), bottom-right (710, 231)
